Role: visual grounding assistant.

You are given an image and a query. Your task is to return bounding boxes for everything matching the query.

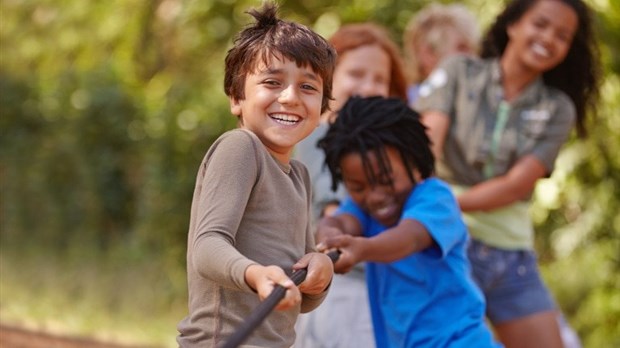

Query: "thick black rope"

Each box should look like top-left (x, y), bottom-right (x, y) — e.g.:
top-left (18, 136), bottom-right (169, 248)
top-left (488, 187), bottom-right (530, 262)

top-left (219, 250), bottom-right (341, 348)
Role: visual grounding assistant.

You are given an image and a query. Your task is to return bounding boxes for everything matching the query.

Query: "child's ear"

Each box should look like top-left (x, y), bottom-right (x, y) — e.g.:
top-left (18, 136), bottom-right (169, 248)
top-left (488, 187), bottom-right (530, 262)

top-left (413, 169), bottom-right (423, 183)
top-left (507, 23), bottom-right (517, 41)
top-left (230, 97), bottom-right (242, 116)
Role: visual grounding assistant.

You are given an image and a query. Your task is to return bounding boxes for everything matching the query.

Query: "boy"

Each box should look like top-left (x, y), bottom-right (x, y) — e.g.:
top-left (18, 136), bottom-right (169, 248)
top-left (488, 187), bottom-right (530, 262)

top-left (176, 3), bottom-right (337, 347)
top-left (316, 96), bottom-right (501, 347)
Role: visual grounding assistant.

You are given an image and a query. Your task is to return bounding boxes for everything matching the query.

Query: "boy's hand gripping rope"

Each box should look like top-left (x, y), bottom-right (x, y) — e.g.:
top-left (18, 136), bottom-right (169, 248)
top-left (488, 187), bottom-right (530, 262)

top-left (219, 250), bottom-right (341, 348)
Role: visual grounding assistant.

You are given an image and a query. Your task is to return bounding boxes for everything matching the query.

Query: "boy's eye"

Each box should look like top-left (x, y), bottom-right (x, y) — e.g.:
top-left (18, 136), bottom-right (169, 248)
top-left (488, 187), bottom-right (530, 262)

top-left (262, 79), bottom-right (280, 86)
top-left (344, 182), bottom-right (365, 193)
top-left (347, 186), bottom-right (364, 194)
top-left (376, 173), bottom-right (392, 186)
top-left (301, 83), bottom-right (319, 92)
top-left (379, 179), bottom-right (392, 186)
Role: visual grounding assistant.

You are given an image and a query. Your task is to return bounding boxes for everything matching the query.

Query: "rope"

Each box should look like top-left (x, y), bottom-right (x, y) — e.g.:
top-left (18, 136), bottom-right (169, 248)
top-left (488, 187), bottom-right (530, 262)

top-left (219, 250), bottom-right (341, 348)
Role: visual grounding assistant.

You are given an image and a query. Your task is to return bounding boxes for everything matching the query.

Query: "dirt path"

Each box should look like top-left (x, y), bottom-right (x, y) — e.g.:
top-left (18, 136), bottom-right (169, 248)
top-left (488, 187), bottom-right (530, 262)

top-left (0, 324), bottom-right (160, 348)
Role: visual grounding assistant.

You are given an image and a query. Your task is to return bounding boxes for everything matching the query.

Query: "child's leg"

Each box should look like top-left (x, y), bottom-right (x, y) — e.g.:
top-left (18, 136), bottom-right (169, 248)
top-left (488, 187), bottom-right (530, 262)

top-left (494, 310), bottom-right (562, 348)
top-left (558, 312), bottom-right (583, 348)
top-left (467, 240), bottom-right (563, 348)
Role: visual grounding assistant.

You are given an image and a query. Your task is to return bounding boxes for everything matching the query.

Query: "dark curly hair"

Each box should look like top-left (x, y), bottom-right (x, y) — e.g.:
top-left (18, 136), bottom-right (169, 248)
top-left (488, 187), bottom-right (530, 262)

top-left (224, 2), bottom-right (337, 114)
top-left (318, 96), bottom-right (434, 192)
top-left (481, 0), bottom-right (601, 137)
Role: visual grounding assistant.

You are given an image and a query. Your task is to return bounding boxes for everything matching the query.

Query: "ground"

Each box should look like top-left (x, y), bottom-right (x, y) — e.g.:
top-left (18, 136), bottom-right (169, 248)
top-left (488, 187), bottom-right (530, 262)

top-left (0, 324), bottom-right (159, 348)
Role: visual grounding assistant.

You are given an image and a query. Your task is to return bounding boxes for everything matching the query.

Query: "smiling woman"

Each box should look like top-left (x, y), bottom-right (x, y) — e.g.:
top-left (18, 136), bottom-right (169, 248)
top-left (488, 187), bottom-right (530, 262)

top-left (414, 0), bottom-right (602, 347)
top-left (501, 0), bottom-right (578, 99)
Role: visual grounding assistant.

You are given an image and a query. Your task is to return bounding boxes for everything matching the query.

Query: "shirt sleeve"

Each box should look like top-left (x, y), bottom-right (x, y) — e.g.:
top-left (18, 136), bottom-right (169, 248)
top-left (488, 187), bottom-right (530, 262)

top-left (194, 234), bottom-right (258, 291)
top-left (413, 55), bottom-right (464, 116)
top-left (191, 130), bottom-right (260, 291)
top-left (402, 178), bottom-right (467, 258)
top-left (298, 161), bottom-right (330, 312)
top-left (526, 92), bottom-right (576, 174)
top-left (300, 290), bottom-right (329, 313)
top-left (336, 196), bottom-right (370, 233)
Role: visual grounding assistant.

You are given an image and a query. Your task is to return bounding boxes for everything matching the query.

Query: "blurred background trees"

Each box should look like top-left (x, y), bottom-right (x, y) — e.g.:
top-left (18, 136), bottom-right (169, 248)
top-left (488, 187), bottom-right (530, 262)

top-left (1, 0), bottom-right (618, 347)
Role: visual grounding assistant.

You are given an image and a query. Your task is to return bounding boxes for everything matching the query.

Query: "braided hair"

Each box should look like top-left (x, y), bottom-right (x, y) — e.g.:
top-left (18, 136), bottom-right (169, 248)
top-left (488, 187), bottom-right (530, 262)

top-left (318, 96), bottom-right (435, 192)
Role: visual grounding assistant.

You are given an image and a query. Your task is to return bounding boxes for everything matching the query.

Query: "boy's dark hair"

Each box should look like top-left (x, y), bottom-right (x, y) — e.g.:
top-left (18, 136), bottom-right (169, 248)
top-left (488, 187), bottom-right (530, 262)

top-left (318, 96), bottom-right (435, 192)
top-left (224, 2), bottom-right (337, 114)
top-left (481, 0), bottom-right (601, 138)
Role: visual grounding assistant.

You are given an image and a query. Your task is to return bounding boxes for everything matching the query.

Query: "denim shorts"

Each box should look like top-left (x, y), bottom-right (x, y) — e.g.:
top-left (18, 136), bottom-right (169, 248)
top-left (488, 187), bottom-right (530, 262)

top-left (467, 239), bottom-right (557, 324)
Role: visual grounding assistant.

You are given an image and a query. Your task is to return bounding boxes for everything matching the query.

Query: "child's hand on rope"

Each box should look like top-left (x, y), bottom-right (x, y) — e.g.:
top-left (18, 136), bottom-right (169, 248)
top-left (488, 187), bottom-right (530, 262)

top-left (244, 264), bottom-right (301, 311)
top-left (293, 252), bottom-right (334, 295)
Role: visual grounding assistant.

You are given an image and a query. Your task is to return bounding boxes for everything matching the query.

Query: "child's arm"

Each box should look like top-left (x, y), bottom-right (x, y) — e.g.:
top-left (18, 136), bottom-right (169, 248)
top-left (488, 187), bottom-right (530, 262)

top-left (351, 219), bottom-right (433, 262)
top-left (315, 213), bottom-right (363, 242)
top-left (456, 155), bottom-right (546, 212)
top-left (319, 218), bottom-right (433, 273)
top-left (421, 110), bottom-right (450, 160)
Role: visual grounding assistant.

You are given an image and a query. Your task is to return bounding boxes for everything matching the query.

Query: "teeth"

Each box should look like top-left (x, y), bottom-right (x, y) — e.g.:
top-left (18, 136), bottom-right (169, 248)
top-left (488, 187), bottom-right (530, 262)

top-left (375, 206), bottom-right (391, 216)
top-left (531, 43), bottom-right (550, 58)
top-left (271, 113), bottom-right (300, 125)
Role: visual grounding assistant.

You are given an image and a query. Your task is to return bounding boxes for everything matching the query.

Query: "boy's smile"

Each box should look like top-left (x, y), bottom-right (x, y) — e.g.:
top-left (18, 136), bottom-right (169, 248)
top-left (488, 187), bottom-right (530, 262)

top-left (340, 146), bottom-right (419, 227)
top-left (230, 55), bottom-right (323, 164)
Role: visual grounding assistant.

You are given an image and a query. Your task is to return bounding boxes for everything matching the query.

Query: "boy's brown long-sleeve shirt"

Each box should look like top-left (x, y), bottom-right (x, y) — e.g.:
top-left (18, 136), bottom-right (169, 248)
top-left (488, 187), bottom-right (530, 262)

top-left (177, 129), bottom-right (326, 348)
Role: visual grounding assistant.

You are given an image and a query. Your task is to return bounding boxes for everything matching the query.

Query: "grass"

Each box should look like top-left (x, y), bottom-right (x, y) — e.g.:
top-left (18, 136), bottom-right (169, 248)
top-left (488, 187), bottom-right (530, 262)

top-left (0, 242), bottom-right (188, 348)
top-left (2, 237), bottom-right (617, 348)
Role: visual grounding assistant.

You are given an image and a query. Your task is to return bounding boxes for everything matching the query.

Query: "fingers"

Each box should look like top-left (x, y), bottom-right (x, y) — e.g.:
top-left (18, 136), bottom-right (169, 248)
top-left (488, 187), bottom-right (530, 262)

top-left (264, 270), bottom-right (301, 311)
top-left (316, 226), bottom-right (344, 246)
top-left (315, 242), bottom-right (330, 252)
top-left (317, 235), bottom-right (356, 274)
top-left (292, 253), bottom-right (312, 270)
top-left (275, 284), bottom-right (301, 311)
top-left (297, 252), bottom-right (334, 295)
top-left (329, 246), bottom-right (356, 274)
top-left (254, 265), bottom-right (301, 311)
top-left (316, 234), bottom-right (349, 252)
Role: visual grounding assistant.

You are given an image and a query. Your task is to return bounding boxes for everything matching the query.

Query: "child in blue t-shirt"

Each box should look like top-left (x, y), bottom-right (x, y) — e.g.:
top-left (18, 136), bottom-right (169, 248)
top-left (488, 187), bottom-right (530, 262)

top-left (316, 96), bottom-right (501, 348)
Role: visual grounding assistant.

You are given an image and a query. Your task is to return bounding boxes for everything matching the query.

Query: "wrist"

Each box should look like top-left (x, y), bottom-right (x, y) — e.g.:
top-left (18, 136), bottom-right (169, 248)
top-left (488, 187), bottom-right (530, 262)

top-left (350, 236), bottom-right (366, 264)
top-left (244, 264), bottom-right (261, 292)
top-left (357, 236), bottom-right (376, 263)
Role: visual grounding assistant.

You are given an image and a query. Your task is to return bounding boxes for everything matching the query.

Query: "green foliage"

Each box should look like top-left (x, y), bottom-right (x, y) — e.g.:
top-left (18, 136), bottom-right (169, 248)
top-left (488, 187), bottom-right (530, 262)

top-left (531, 2), bottom-right (620, 344)
top-left (1, 0), bottom-right (619, 346)
top-left (0, 243), bottom-right (185, 347)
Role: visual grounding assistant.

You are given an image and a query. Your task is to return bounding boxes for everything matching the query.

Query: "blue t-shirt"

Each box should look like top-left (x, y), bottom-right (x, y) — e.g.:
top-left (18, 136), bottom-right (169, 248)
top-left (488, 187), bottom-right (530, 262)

top-left (338, 178), bottom-right (500, 348)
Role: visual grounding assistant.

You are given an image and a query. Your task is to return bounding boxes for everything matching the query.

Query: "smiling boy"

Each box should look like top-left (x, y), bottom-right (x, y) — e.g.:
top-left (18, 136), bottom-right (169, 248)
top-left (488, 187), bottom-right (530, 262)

top-left (316, 96), bottom-right (500, 347)
top-left (176, 3), bottom-right (337, 347)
